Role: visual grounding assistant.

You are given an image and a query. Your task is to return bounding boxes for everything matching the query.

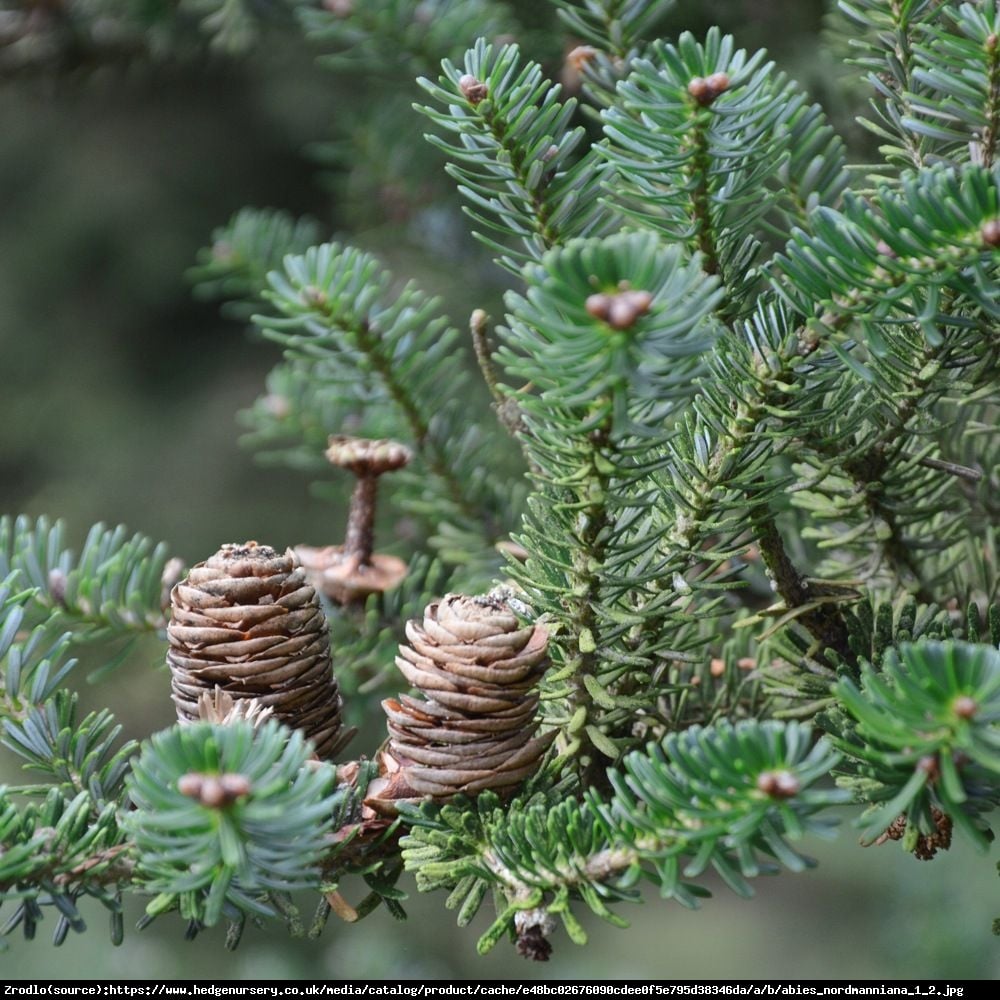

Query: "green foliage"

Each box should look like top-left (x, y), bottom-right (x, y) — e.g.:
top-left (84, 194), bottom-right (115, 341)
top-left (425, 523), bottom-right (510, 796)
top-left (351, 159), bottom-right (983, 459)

top-left (602, 28), bottom-right (849, 307)
top-left (0, 786), bottom-right (126, 948)
top-left (552, 0), bottom-right (674, 57)
top-left (417, 39), bottom-right (613, 272)
top-left (3, 693), bottom-right (136, 803)
top-left (0, 515), bottom-right (172, 644)
top-left (191, 208), bottom-right (323, 320)
top-left (830, 642), bottom-right (1000, 848)
top-left (5, 0), bottom-right (1000, 964)
top-left (834, 0), bottom-right (1000, 180)
top-left (400, 720), bottom-right (844, 951)
top-left (255, 241), bottom-right (522, 575)
top-left (904, 1), bottom-right (1000, 168)
top-left (124, 720), bottom-right (342, 928)
top-left (1, 579), bottom-right (77, 716)
top-left (498, 232), bottom-right (729, 763)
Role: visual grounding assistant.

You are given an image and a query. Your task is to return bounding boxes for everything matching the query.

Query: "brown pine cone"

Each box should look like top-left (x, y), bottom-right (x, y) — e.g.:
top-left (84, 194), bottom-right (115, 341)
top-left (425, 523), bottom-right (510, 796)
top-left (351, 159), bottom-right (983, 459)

top-left (368, 592), bottom-right (553, 807)
top-left (167, 542), bottom-right (353, 760)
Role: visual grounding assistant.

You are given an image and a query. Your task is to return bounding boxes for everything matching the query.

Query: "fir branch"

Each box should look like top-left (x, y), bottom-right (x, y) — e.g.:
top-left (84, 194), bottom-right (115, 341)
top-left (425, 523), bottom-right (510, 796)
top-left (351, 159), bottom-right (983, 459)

top-left (0, 785), bottom-right (126, 937)
top-left (497, 233), bottom-right (721, 766)
top-left (124, 720), bottom-right (344, 929)
top-left (400, 720), bottom-right (845, 953)
top-left (748, 497), bottom-right (851, 657)
top-left (181, 0), bottom-right (297, 53)
top-left (0, 516), bottom-right (172, 643)
top-left (600, 29), bottom-right (848, 311)
top-left (826, 640), bottom-right (1000, 850)
top-left (190, 207), bottom-right (322, 320)
top-left (258, 242), bottom-right (521, 559)
top-left (792, 323), bottom-right (976, 600)
top-left (773, 166), bottom-right (1000, 343)
top-left (836, 0), bottom-right (945, 176)
top-left (2, 692), bottom-right (136, 805)
top-left (417, 40), bottom-right (614, 272)
top-left (902, 2), bottom-right (1000, 170)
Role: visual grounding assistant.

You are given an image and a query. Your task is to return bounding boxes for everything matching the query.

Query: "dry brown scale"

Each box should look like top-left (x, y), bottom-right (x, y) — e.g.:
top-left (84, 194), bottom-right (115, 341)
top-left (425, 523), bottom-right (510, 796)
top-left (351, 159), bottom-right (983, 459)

top-left (166, 541), bottom-right (353, 760)
top-left (366, 592), bottom-right (554, 812)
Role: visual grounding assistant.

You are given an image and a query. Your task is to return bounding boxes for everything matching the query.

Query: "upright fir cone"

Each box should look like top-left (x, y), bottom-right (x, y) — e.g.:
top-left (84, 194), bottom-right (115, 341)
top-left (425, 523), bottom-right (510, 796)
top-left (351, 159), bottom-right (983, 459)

top-left (367, 592), bottom-right (553, 809)
top-left (167, 542), bottom-right (353, 759)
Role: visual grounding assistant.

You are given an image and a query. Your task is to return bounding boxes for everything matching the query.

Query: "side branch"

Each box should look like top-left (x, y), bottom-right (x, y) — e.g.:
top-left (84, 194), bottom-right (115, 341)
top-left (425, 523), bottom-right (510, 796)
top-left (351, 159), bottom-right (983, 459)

top-left (748, 498), bottom-right (852, 658)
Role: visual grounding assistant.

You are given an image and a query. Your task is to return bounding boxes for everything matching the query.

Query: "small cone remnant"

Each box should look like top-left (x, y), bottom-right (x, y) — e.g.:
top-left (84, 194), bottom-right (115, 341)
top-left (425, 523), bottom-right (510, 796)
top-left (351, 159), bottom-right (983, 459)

top-left (366, 592), bottom-right (554, 812)
top-left (296, 436), bottom-right (411, 605)
top-left (167, 542), bottom-right (353, 760)
top-left (874, 808), bottom-right (953, 860)
top-left (514, 909), bottom-right (557, 962)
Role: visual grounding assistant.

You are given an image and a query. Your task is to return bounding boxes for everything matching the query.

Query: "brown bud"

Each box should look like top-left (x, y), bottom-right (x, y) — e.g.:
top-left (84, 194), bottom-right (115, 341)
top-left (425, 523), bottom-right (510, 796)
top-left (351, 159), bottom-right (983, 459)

top-left (737, 657), bottom-right (756, 671)
top-left (756, 769), bottom-right (800, 798)
top-left (585, 292), bottom-right (612, 320)
top-left (323, 0), bottom-right (353, 15)
top-left (178, 773), bottom-right (204, 799)
top-left (514, 909), bottom-right (556, 962)
top-left (262, 394), bottom-right (291, 419)
top-left (875, 239), bottom-right (897, 258)
top-left (459, 74), bottom-right (489, 105)
top-left (606, 296), bottom-right (639, 329)
top-left (709, 658), bottom-right (726, 677)
top-left (987, 33), bottom-right (998, 51)
top-left (913, 807), bottom-right (953, 860)
top-left (301, 285), bottom-right (328, 308)
top-left (219, 773), bottom-right (252, 800)
top-left (705, 72), bottom-right (730, 97)
top-left (47, 568), bottom-right (67, 608)
top-left (883, 815), bottom-right (907, 842)
top-left (952, 694), bottom-right (978, 719)
top-left (198, 776), bottom-right (227, 808)
top-left (606, 289), bottom-right (653, 330)
top-left (211, 241), bottom-right (234, 264)
top-left (687, 77), bottom-right (712, 105)
top-left (982, 219), bottom-right (1000, 247)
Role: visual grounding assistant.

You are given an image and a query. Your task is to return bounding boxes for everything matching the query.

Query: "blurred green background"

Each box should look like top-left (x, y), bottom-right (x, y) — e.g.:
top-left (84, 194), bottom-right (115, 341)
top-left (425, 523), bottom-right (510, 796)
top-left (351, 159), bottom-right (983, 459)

top-left (2, 0), bottom-right (997, 980)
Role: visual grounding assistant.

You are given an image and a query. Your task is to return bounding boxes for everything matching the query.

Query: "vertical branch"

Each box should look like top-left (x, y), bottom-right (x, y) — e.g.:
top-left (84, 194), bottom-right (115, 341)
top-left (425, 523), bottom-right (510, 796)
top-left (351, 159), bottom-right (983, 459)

top-left (748, 497), bottom-right (852, 658)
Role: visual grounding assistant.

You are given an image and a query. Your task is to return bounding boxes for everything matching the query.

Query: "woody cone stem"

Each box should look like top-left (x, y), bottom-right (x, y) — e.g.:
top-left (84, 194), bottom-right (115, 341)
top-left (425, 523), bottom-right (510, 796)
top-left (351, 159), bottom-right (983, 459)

top-left (295, 436), bottom-right (411, 605)
top-left (343, 473), bottom-right (378, 566)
